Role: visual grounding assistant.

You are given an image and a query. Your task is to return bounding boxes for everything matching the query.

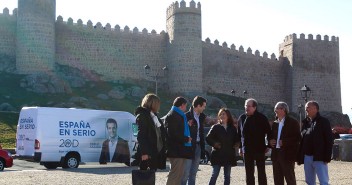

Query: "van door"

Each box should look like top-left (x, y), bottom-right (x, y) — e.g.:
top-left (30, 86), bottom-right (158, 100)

top-left (16, 108), bottom-right (37, 157)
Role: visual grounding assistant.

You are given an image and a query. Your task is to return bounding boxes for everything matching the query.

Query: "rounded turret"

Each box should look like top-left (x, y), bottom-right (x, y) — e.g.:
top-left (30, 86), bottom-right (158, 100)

top-left (16, 0), bottom-right (56, 74)
top-left (166, 0), bottom-right (202, 93)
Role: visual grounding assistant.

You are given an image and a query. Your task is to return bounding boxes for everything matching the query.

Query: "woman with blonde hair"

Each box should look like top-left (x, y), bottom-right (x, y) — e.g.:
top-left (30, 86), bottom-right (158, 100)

top-left (206, 108), bottom-right (240, 185)
top-left (134, 93), bottom-right (167, 170)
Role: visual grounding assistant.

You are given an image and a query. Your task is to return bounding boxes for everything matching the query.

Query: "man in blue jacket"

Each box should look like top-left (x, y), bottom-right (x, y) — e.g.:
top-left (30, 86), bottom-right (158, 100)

top-left (297, 101), bottom-right (333, 185)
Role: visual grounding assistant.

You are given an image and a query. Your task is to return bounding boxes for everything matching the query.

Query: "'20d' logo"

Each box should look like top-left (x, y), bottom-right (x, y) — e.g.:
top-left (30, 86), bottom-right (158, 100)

top-left (59, 139), bottom-right (79, 147)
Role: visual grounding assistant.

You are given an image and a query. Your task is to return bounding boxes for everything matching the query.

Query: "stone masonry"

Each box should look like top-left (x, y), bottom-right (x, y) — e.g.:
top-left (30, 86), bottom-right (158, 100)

top-left (0, 0), bottom-right (341, 113)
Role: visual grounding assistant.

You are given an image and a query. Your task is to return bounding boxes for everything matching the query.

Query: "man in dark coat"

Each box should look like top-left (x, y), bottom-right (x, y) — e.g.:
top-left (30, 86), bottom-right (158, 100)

top-left (165, 97), bottom-right (192, 185)
top-left (238, 98), bottom-right (271, 185)
top-left (99, 118), bottom-right (130, 164)
top-left (182, 96), bottom-right (207, 185)
top-left (297, 101), bottom-right (333, 185)
top-left (269, 102), bottom-right (301, 185)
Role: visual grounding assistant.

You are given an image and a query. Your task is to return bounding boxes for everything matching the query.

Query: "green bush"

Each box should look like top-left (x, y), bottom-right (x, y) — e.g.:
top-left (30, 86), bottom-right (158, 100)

top-left (0, 112), bottom-right (18, 148)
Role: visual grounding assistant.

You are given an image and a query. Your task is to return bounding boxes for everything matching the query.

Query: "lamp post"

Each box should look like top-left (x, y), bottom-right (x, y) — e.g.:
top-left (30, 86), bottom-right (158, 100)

top-left (144, 64), bottom-right (168, 96)
top-left (300, 84), bottom-right (311, 103)
top-left (230, 89), bottom-right (236, 108)
top-left (298, 104), bottom-right (303, 130)
top-left (231, 89), bottom-right (236, 96)
top-left (298, 84), bottom-right (311, 129)
top-left (243, 90), bottom-right (248, 99)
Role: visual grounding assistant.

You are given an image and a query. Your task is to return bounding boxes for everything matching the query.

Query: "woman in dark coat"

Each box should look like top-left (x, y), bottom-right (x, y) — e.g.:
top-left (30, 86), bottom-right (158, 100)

top-left (135, 93), bottom-right (167, 170)
top-left (206, 108), bottom-right (240, 185)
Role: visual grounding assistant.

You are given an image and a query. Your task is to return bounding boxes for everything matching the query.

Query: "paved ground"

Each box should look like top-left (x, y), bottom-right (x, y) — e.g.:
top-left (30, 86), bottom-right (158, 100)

top-left (0, 159), bottom-right (351, 184)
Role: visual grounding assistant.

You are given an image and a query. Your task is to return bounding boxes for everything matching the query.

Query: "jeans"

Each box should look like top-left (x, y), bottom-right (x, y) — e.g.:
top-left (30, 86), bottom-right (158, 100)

top-left (304, 155), bottom-right (329, 185)
top-left (244, 152), bottom-right (267, 185)
top-left (181, 143), bottom-right (201, 185)
top-left (209, 165), bottom-right (231, 185)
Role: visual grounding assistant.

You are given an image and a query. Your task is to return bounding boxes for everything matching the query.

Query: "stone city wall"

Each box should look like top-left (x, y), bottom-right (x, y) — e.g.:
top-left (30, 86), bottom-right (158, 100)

top-left (202, 39), bottom-right (287, 106)
top-left (55, 17), bottom-right (168, 81)
top-left (280, 33), bottom-right (341, 112)
top-left (166, 1), bottom-right (203, 93)
top-left (15, 0), bottom-right (56, 74)
top-left (0, 9), bottom-right (17, 58)
top-left (0, 2), bottom-right (342, 113)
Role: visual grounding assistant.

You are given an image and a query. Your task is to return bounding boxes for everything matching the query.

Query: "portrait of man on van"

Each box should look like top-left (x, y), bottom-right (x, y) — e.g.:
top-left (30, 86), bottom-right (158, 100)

top-left (99, 118), bottom-right (130, 164)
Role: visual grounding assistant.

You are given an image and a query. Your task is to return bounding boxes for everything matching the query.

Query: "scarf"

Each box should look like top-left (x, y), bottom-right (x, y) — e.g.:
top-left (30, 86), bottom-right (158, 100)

top-left (150, 112), bottom-right (161, 127)
top-left (171, 106), bottom-right (191, 147)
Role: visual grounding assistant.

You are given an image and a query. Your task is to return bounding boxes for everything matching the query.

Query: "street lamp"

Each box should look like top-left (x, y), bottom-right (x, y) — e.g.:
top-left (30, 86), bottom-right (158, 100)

top-left (298, 84), bottom-right (311, 129)
top-left (300, 84), bottom-right (311, 103)
top-left (144, 64), bottom-right (168, 96)
top-left (230, 89), bottom-right (236, 108)
top-left (231, 89), bottom-right (236, 96)
top-left (243, 90), bottom-right (248, 98)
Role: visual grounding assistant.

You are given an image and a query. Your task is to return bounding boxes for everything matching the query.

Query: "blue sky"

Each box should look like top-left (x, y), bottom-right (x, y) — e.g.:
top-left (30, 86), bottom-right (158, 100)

top-left (1, 0), bottom-right (351, 117)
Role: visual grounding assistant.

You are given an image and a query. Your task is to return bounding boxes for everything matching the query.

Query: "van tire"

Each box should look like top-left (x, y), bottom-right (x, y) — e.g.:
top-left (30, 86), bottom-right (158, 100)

top-left (0, 159), bottom-right (5, 171)
top-left (43, 162), bottom-right (58, 169)
top-left (62, 154), bottom-right (79, 169)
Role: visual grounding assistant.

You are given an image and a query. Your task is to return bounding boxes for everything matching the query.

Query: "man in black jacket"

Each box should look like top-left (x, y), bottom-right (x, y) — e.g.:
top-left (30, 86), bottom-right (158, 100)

top-left (238, 98), bottom-right (271, 185)
top-left (297, 101), bottom-right (333, 185)
top-left (182, 96), bottom-right (207, 185)
top-left (165, 97), bottom-right (192, 185)
top-left (269, 102), bottom-right (301, 185)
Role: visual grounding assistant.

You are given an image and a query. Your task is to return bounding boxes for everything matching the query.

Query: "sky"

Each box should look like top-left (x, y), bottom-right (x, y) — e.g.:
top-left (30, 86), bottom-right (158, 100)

top-left (1, 0), bottom-right (351, 117)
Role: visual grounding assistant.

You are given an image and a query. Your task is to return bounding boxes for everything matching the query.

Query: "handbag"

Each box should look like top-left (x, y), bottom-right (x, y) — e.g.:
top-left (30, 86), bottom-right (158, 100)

top-left (132, 169), bottom-right (155, 185)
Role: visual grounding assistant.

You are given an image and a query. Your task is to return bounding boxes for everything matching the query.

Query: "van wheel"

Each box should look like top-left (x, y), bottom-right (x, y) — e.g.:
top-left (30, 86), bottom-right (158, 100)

top-left (0, 159), bottom-right (5, 171)
top-left (62, 154), bottom-right (79, 168)
top-left (43, 162), bottom-right (58, 169)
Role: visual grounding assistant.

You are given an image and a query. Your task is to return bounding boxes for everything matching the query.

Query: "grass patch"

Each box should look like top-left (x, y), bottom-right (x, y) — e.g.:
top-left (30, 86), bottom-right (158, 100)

top-left (0, 112), bottom-right (18, 148)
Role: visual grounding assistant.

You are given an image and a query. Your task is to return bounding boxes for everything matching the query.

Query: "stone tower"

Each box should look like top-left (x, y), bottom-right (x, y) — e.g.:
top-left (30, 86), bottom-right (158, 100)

top-left (166, 0), bottom-right (203, 93)
top-left (16, 0), bottom-right (56, 74)
top-left (279, 33), bottom-right (341, 112)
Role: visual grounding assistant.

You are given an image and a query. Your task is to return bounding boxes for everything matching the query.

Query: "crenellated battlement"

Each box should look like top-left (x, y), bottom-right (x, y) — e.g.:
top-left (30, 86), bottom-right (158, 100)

top-left (0, 8), bottom-right (17, 17)
top-left (283, 33), bottom-right (339, 43)
top-left (55, 16), bottom-right (167, 37)
top-left (0, 0), bottom-right (340, 112)
top-left (166, 0), bottom-right (201, 20)
top-left (203, 37), bottom-right (277, 61)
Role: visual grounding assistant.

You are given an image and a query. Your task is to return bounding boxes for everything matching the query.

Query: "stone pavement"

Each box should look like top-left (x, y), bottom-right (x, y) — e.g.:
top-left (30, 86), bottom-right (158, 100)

top-left (1, 160), bottom-right (351, 184)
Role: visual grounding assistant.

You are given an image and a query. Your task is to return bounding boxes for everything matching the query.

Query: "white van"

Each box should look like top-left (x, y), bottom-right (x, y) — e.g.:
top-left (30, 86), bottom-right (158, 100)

top-left (16, 107), bottom-right (138, 169)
